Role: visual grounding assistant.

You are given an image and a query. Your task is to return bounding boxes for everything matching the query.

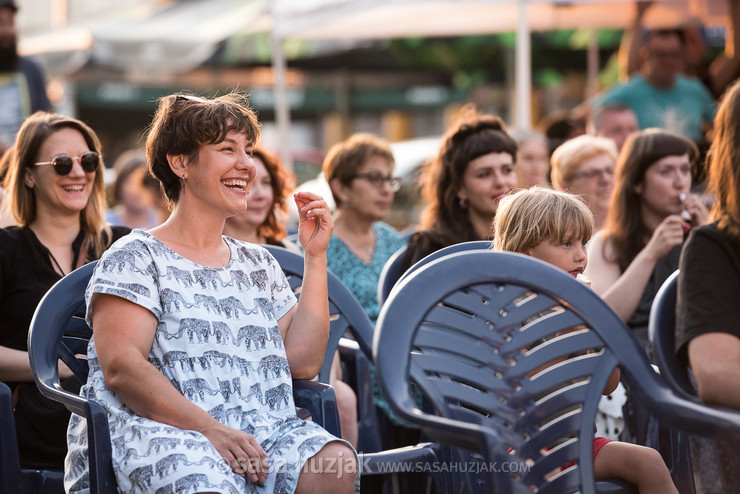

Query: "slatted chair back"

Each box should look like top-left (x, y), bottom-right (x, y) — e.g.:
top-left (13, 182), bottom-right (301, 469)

top-left (28, 259), bottom-right (343, 493)
top-left (263, 245), bottom-right (375, 380)
top-left (376, 251), bottom-right (740, 493)
top-left (27, 261), bottom-right (117, 494)
top-left (648, 270), bottom-right (696, 399)
top-left (378, 240), bottom-right (493, 309)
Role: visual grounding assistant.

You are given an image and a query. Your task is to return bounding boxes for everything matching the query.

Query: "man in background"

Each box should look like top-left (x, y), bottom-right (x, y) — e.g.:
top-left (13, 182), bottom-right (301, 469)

top-left (594, 29), bottom-right (715, 145)
top-left (0, 0), bottom-right (50, 149)
top-left (588, 104), bottom-right (638, 152)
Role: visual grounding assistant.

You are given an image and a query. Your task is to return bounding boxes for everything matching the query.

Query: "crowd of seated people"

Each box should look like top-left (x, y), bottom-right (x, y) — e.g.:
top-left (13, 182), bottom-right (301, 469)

top-left (5, 16), bottom-right (740, 492)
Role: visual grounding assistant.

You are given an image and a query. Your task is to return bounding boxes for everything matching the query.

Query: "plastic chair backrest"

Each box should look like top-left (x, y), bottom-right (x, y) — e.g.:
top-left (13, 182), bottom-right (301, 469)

top-left (27, 262), bottom-right (118, 494)
top-left (647, 270), bottom-right (703, 492)
top-left (264, 245), bottom-right (383, 452)
top-left (376, 244), bottom-right (407, 309)
top-left (375, 251), bottom-right (740, 493)
top-left (0, 381), bottom-right (66, 494)
top-left (395, 240), bottom-right (491, 295)
top-left (378, 240), bottom-right (492, 308)
top-left (648, 270), bottom-right (696, 399)
top-left (264, 245), bottom-right (375, 377)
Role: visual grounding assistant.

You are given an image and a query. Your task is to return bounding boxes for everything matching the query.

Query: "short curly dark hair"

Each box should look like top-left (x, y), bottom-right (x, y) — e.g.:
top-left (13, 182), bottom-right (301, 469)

top-left (145, 92), bottom-right (260, 207)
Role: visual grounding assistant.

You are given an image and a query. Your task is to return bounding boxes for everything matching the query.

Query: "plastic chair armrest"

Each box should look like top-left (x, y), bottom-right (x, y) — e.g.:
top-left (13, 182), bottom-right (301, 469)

top-left (293, 379), bottom-right (341, 437)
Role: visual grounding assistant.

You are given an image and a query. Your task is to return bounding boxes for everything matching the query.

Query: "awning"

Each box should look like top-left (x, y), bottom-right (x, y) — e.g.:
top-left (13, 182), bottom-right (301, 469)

top-left (91, 0), bottom-right (270, 73)
top-left (272, 0), bottom-right (727, 40)
top-left (19, 0), bottom-right (271, 75)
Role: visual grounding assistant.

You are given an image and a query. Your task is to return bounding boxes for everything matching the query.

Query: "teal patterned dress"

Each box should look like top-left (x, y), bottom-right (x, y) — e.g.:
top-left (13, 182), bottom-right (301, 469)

top-left (326, 222), bottom-right (404, 323)
top-left (326, 222), bottom-right (406, 425)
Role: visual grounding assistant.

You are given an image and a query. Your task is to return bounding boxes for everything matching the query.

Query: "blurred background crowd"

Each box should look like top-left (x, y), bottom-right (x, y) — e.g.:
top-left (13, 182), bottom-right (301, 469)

top-left (1, 0), bottom-right (740, 491)
top-left (3, 0), bottom-right (734, 233)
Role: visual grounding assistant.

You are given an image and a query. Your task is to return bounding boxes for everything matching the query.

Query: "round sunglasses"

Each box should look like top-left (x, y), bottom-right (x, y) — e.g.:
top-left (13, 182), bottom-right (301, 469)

top-left (34, 152), bottom-right (100, 175)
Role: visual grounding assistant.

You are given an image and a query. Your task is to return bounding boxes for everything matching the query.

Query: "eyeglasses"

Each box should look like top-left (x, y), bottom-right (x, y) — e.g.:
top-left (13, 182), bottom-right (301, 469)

top-left (35, 152), bottom-right (100, 175)
top-left (571, 167), bottom-right (614, 181)
top-left (352, 172), bottom-right (401, 191)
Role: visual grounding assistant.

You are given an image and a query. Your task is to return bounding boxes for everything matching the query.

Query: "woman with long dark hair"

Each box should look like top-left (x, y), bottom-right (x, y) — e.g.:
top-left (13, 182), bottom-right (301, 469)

top-left (401, 105), bottom-right (518, 272)
top-left (585, 128), bottom-right (708, 351)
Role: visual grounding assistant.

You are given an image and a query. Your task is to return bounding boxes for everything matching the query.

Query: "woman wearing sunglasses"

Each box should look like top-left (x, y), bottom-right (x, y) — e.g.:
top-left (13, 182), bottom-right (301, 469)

top-left (0, 112), bottom-right (130, 470)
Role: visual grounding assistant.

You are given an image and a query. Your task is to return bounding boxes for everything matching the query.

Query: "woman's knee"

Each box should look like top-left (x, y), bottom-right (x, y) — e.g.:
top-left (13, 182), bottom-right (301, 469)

top-left (335, 381), bottom-right (358, 417)
top-left (296, 442), bottom-right (357, 494)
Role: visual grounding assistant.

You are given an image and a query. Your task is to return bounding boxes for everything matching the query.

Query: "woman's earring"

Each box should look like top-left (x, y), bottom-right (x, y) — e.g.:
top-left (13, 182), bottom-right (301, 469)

top-left (459, 197), bottom-right (468, 209)
top-left (181, 175), bottom-right (185, 190)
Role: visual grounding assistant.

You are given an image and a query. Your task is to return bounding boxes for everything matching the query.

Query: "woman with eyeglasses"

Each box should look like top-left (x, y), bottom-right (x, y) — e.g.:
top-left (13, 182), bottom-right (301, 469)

top-left (400, 105), bottom-right (518, 273)
top-left (322, 133), bottom-right (405, 453)
top-left (0, 112), bottom-right (129, 470)
top-left (324, 133), bottom-right (405, 322)
top-left (550, 134), bottom-right (618, 231)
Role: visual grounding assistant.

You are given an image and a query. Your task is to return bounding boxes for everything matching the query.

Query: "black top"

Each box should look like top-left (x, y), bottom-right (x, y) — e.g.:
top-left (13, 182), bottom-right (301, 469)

top-left (621, 244), bottom-right (682, 352)
top-left (0, 224), bottom-right (129, 469)
top-left (676, 222), bottom-right (740, 363)
top-left (0, 225), bottom-right (129, 353)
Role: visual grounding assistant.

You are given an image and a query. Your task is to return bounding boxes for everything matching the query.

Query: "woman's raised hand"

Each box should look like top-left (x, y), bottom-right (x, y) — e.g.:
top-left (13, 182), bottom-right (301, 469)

top-left (294, 192), bottom-right (333, 257)
top-left (645, 215), bottom-right (686, 261)
top-left (682, 192), bottom-right (710, 228)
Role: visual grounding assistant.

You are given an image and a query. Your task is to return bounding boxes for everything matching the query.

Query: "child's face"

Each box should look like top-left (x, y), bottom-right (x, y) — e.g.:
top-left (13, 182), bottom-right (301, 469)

top-left (524, 234), bottom-right (588, 277)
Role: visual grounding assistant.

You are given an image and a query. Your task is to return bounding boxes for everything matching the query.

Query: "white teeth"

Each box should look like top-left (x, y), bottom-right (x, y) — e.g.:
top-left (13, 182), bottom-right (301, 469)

top-left (222, 180), bottom-right (246, 189)
top-left (63, 185), bottom-right (84, 191)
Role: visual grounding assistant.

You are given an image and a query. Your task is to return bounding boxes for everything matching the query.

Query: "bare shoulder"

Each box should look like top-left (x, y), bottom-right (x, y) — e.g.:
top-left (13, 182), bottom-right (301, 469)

top-left (586, 230), bottom-right (612, 262)
top-left (584, 230), bottom-right (620, 292)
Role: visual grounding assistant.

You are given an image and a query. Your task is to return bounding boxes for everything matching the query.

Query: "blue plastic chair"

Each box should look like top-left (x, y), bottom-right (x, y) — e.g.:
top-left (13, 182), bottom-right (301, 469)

top-left (375, 250), bottom-right (740, 493)
top-left (0, 382), bottom-right (64, 494)
top-left (263, 245), bottom-right (375, 379)
top-left (378, 240), bottom-right (492, 308)
top-left (648, 270), bottom-right (696, 399)
top-left (264, 245), bottom-right (381, 452)
top-left (264, 245), bottom-right (449, 488)
top-left (647, 270), bottom-right (705, 493)
top-left (27, 261), bottom-right (343, 493)
top-left (376, 244), bottom-right (407, 309)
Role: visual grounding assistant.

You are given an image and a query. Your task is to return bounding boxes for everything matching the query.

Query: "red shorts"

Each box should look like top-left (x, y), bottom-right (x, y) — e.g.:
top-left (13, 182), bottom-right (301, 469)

top-left (560, 437), bottom-right (614, 470)
top-left (593, 437), bottom-right (612, 459)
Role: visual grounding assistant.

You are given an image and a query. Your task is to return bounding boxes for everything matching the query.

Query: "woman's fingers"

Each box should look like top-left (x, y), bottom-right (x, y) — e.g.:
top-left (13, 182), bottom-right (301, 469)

top-left (233, 435), bottom-right (267, 483)
top-left (685, 194), bottom-right (709, 226)
top-left (298, 198), bottom-right (330, 219)
top-left (206, 425), bottom-right (268, 482)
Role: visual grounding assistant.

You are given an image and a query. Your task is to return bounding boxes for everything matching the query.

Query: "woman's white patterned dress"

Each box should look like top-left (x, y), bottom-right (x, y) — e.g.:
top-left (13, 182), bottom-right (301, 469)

top-left (65, 230), bottom-right (357, 494)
